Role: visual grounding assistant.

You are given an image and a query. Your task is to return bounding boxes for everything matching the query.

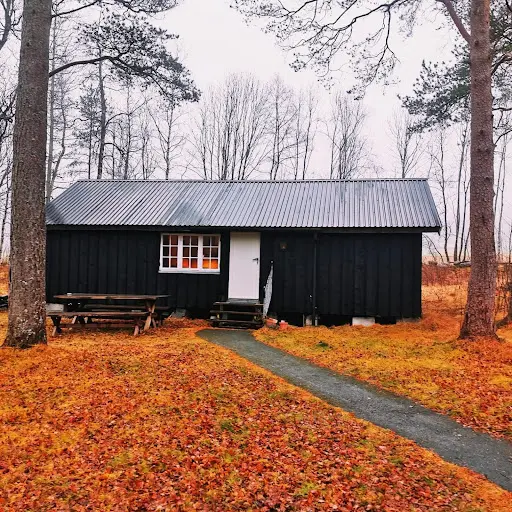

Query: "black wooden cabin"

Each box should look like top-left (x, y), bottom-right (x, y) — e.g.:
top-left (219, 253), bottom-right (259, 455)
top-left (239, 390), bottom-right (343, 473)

top-left (46, 179), bottom-right (441, 324)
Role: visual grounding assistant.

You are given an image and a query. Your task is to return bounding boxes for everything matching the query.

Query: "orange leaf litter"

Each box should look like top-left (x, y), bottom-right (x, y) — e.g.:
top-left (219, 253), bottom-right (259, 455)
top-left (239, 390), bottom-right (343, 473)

top-left (255, 282), bottom-right (512, 442)
top-left (0, 312), bottom-right (509, 510)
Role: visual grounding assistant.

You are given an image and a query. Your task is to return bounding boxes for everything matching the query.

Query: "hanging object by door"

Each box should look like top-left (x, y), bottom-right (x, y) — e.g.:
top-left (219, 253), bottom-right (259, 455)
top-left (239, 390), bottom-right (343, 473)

top-left (263, 262), bottom-right (273, 317)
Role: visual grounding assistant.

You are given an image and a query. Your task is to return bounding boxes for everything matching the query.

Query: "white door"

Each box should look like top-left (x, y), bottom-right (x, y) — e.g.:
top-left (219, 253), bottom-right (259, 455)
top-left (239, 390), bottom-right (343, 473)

top-left (228, 232), bottom-right (261, 300)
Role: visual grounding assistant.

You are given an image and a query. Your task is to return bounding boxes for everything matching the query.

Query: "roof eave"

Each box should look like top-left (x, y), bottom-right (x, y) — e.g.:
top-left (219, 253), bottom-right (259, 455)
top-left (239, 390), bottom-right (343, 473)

top-left (46, 224), bottom-right (441, 233)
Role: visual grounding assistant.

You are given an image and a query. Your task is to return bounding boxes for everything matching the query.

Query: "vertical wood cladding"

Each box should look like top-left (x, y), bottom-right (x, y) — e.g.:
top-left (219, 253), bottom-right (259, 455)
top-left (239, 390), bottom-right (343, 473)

top-left (260, 232), bottom-right (422, 318)
top-left (260, 233), bottom-right (315, 315)
top-left (46, 229), bottom-right (230, 310)
top-left (47, 229), bottom-right (422, 319)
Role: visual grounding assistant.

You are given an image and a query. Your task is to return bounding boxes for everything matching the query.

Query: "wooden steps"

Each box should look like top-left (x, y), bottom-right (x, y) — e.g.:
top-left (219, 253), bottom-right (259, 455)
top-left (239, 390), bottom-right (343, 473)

top-left (210, 301), bottom-right (264, 329)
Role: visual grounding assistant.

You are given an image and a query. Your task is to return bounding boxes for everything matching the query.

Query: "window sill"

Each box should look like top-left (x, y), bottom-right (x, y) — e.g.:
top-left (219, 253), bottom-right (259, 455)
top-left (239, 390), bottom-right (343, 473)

top-left (159, 269), bottom-right (220, 275)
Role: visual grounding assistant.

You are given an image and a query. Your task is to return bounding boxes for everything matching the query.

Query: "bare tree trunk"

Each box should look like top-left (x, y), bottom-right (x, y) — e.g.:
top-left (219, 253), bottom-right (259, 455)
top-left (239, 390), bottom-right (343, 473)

top-left (3, 0), bottom-right (52, 348)
top-left (495, 134), bottom-right (508, 260)
top-left (45, 15), bottom-right (58, 202)
top-left (301, 89), bottom-right (317, 180)
top-left (388, 108), bottom-right (423, 178)
top-left (111, 126), bottom-right (117, 178)
top-left (429, 130), bottom-right (450, 263)
top-left (150, 100), bottom-right (183, 180)
top-left (0, 172), bottom-right (10, 259)
top-left (460, 0), bottom-right (496, 339)
top-left (97, 59), bottom-right (107, 179)
top-left (453, 121), bottom-right (469, 262)
top-left (327, 92), bottom-right (368, 179)
top-left (87, 118), bottom-right (93, 179)
top-left (44, 13), bottom-right (71, 200)
top-left (459, 179), bottom-right (470, 262)
top-left (48, 94), bottom-right (68, 195)
top-left (191, 74), bottom-right (268, 180)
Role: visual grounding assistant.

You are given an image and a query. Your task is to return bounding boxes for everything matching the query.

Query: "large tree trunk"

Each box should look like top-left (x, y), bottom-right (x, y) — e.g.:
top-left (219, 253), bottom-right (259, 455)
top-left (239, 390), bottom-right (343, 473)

top-left (3, 0), bottom-right (52, 348)
top-left (460, 0), bottom-right (496, 339)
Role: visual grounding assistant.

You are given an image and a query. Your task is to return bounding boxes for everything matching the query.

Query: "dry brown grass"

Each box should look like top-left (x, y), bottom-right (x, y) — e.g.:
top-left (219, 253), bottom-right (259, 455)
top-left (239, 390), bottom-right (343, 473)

top-left (0, 264), bottom-right (8, 295)
top-left (422, 264), bottom-right (470, 287)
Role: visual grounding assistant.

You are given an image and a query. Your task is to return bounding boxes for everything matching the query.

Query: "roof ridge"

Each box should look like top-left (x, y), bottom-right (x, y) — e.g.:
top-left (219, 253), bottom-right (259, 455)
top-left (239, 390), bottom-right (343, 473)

top-left (75, 178), bottom-right (430, 184)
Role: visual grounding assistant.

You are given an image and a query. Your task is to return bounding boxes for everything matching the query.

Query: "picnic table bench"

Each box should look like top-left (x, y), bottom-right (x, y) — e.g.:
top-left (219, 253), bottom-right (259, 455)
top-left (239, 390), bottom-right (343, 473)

top-left (49, 294), bottom-right (170, 336)
top-left (49, 311), bottom-right (149, 336)
top-left (81, 303), bottom-right (172, 323)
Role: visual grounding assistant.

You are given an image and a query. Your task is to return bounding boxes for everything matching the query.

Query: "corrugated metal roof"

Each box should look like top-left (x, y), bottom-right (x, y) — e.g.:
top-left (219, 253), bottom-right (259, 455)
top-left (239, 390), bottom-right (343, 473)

top-left (46, 179), bottom-right (442, 231)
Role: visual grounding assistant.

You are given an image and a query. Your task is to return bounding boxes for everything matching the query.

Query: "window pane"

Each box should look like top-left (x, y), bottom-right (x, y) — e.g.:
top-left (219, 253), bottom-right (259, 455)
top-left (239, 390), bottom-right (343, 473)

top-left (162, 234), bottom-right (220, 272)
top-left (161, 234), bottom-right (190, 270)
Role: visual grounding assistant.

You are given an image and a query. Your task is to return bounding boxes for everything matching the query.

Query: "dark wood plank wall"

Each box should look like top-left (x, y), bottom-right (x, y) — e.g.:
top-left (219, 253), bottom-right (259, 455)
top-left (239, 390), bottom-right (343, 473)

top-left (261, 232), bottom-right (422, 318)
top-left (259, 233), bottom-right (315, 314)
top-left (47, 229), bottom-right (422, 319)
top-left (46, 230), bottom-right (230, 310)
top-left (317, 233), bottom-right (422, 318)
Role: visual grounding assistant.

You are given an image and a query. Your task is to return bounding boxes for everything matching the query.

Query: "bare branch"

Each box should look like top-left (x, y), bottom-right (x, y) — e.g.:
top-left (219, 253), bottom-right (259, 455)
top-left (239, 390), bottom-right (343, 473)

top-left (52, 1), bottom-right (99, 19)
top-left (49, 55), bottom-right (115, 77)
top-left (436, 0), bottom-right (470, 43)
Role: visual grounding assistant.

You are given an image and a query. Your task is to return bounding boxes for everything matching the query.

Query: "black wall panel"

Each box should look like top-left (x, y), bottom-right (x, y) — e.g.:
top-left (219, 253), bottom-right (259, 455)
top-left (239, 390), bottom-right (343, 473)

top-left (47, 229), bottom-right (422, 319)
top-left (46, 229), bottom-right (230, 310)
top-left (260, 231), bottom-right (422, 319)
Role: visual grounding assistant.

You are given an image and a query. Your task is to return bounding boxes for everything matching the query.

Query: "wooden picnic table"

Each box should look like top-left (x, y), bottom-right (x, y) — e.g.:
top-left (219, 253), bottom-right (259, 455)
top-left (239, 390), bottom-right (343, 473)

top-left (51, 294), bottom-right (170, 335)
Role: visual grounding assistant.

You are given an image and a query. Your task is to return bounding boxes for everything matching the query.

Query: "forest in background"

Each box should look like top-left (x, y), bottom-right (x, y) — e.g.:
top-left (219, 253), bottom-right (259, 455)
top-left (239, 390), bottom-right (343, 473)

top-left (0, 0), bottom-right (511, 264)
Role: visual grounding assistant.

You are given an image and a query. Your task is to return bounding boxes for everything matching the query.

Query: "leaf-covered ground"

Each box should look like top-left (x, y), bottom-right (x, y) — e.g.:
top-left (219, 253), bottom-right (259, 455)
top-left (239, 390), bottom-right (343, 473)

top-left (255, 285), bottom-right (512, 440)
top-left (0, 315), bottom-right (510, 510)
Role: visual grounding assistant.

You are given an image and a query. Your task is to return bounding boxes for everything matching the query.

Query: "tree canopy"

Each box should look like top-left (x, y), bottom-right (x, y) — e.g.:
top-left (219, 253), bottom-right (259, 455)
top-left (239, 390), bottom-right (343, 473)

top-left (403, 3), bottom-right (512, 130)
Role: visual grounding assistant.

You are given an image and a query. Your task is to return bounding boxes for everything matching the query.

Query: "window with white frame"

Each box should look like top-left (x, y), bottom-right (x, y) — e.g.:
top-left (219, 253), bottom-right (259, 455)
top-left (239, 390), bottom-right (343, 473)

top-left (160, 234), bottom-right (221, 273)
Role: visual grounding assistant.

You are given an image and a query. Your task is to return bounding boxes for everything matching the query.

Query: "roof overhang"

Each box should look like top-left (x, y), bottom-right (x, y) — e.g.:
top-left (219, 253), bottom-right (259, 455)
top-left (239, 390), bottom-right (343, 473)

top-left (47, 224), bottom-right (440, 234)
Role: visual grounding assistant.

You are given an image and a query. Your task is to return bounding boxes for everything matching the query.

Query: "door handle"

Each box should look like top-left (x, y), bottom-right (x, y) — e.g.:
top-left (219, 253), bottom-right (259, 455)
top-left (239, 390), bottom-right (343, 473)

top-left (252, 257), bottom-right (259, 263)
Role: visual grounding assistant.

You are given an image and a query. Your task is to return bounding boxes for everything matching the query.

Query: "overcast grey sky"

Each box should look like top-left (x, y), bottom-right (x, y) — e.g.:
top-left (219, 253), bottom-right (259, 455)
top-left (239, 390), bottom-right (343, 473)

top-left (166, 0), bottom-right (459, 173)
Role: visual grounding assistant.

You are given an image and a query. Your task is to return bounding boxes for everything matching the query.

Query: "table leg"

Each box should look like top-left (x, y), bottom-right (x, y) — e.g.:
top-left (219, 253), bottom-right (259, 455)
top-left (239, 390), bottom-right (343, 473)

top-left (144, 300), bottom-right (156, 331)
top-left (50, 316), bottom-right (62, 336)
